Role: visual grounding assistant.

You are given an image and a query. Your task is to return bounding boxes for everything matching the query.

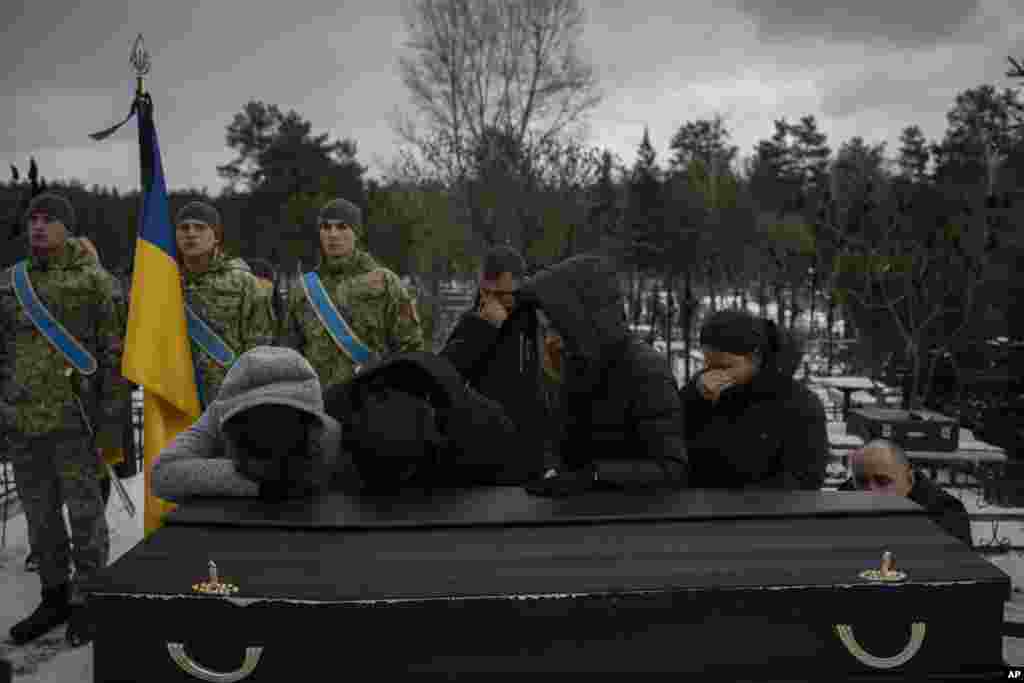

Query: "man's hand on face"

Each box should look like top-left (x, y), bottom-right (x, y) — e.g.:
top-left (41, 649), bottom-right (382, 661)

top-left (699, 369), bottom-right (736, 404)
top-left (478, 290), bottom-right (508, 327)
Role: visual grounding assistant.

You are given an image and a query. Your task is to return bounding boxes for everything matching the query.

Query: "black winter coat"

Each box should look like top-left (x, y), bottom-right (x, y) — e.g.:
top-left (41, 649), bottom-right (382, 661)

top-left (440, 301), bottom-right (549, 477)
top-left (323, 352), bottom-right (528, 489)
top-left (680, 368), bottom-right (829, 490)
top-left (839, 474), bottom-right (972, 546)
top-left (517, 254), bottom-right (687, 487)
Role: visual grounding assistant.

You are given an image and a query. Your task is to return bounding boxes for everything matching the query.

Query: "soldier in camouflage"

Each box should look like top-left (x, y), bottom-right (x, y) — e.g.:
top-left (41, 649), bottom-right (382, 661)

top-left (75, 237), bottom-right (128, 502)
top-left (280, 197), bottom-right (425, 387)
top-left (0, 193), bottom-right (128, 646)
top-left (20, 237), bottom-right (126, 574)
top-left (174, 201), bottom-right (275, 407)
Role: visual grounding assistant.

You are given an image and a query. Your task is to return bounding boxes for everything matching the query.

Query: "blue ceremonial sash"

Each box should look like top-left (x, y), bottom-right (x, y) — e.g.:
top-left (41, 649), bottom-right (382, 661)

top-left (300, 271), bottom-right (375, 368)
top-left (11, 261), bottom-right (98, 376)
top-left (185, 304), bottom-right (237, 369)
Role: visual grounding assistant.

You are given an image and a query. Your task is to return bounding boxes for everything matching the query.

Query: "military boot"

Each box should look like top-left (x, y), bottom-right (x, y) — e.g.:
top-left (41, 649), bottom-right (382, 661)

top-left (9, 583), bottom-right (72, 645)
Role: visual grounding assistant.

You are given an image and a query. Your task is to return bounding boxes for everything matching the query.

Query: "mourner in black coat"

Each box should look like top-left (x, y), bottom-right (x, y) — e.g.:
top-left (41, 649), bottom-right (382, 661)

top-left (322, 351), bottom-right (524, 491)
top-left (840, 439), bottom-right (973, 546)
top-left (516, 253), bottom-right (688, 496)
top-left (440, 245), bottom-right (549, 479)
top-left (680, 310), bottom-right (828, 490)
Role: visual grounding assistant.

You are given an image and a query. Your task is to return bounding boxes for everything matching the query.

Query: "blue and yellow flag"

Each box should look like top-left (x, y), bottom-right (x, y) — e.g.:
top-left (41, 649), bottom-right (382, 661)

top-left (117, 95), bottom-right (201, 536)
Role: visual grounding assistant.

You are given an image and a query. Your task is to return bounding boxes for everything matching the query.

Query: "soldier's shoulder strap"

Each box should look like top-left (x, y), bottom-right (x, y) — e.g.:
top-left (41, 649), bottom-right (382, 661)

top-left (184, 302), bottom-right (237, 369)
top-left (299, 270), bottom-right (376, 369)
top-left (10, 260), bottom-right (99, 375)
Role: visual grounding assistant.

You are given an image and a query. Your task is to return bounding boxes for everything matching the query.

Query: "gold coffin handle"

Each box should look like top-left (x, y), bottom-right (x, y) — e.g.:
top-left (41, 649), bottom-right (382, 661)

top-left (834, 623), bottom-right (927, 669)
top-left (166, 642), bottom-right (263, 682)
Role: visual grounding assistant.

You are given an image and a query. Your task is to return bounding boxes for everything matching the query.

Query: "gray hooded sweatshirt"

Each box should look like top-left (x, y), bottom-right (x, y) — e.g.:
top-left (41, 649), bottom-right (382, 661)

top-left (152, 346), bottom-right (343, 502)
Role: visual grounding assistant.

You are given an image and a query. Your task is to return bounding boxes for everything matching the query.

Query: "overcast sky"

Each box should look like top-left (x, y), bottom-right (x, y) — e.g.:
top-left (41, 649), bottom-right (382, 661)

top-left (4, 0), bottom-right (1022, 194)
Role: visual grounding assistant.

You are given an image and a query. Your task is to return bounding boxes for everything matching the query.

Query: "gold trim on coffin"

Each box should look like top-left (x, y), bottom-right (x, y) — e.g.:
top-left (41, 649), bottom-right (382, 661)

top-left (857, 569), bottom-right (907, 582)
top-left (166, 643), bottom-right (263, 682)
top-left (859, 551), bottom-right (906, 583)
top-left (193, 561), bottom-right (239, 596)
top-left (834, 623), bottom-right (927, 669)
top-left (833, 551), bottom-right (923, 669)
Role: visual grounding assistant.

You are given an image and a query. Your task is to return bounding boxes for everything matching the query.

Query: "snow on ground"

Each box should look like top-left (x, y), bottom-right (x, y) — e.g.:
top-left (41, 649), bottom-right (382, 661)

top-left (0, 472), bottom-right (143, 682)
top-left (2, 465), bottom-right (1024, 680)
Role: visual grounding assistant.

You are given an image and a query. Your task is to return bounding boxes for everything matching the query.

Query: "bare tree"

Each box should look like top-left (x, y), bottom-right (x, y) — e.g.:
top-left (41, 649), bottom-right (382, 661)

top-left (825, 185), bottom-right (1010, 410)
top-left (396, 0), bottom-right (602, 186)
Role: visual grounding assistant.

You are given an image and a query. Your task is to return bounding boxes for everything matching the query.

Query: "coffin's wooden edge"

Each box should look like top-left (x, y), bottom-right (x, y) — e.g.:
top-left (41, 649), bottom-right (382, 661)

top-left (162, 487), bottom-right (929, 532)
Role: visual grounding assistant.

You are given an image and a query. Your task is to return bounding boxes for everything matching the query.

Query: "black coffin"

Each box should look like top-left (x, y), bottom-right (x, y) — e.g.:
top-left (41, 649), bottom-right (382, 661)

top-left (83, 488), bottom-right (1010, 681)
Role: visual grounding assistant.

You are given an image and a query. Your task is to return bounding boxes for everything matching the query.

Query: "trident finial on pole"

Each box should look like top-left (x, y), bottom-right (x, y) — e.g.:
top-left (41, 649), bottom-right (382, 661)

top-left (131, 34), bottom-right (151, 97)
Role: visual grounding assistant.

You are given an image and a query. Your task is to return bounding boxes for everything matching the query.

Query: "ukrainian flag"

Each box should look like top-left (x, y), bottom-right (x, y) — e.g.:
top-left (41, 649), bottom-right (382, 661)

top-left (120, 94), bottom-right (201, 536)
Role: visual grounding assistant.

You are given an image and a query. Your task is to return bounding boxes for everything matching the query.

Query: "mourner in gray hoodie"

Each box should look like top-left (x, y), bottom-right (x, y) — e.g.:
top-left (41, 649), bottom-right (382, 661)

top-left (152, 346), bottom-right (347, 502)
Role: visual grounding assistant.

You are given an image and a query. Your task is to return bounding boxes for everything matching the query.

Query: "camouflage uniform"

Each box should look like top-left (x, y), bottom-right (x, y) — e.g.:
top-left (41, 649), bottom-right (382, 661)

top-left (75, 238), bottom-right (130, 484)
top-left (281, 249), bottom-right (425, 388)
top-left (182, 254), bottom-right (275, 407)
top-left (0, 237), bottom-right (127, 604)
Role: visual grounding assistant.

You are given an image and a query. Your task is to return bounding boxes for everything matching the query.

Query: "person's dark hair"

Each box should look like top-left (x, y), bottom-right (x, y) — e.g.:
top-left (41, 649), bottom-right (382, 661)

top-left (481, 244), bottom-right (525, 282)
top-left (699, 310), bottom-right (803, 377)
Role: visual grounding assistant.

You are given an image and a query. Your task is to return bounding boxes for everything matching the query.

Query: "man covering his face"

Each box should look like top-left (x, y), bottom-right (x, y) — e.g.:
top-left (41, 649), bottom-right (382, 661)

top-left (439, 244), bottom-right (549, 483)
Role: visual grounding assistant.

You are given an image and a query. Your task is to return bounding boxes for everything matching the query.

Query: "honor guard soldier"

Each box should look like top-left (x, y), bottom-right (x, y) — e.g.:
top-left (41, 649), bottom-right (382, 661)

top-left (174, 201), bottom-right (275, 408)
top-left (1, 193), bottom-right (129, 646)
top-left (21, 237), bottom-right (128, 573)
top-left (280, 197), bottom-right (425, 388)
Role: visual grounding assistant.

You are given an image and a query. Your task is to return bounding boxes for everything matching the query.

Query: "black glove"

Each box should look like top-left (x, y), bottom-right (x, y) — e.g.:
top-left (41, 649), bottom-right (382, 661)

top-left (524, 466), bottom-right (596, 498)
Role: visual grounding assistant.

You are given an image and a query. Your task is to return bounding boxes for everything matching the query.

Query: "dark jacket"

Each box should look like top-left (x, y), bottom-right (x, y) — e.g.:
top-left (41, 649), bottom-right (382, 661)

top-left (839, 475), bottom-right (973, 546)
top-left (323, 352), bottom-right (528, 489)
top-left (440, 299), bottom-right (548, 476)
top-left (517, 254), bottom-right (687, 487)
top-left (680, 367), bottom-right (829, 490)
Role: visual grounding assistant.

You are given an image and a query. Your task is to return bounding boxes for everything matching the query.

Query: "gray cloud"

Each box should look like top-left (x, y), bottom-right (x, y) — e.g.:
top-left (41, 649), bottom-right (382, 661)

top-left (818, 0), bottom-right (1024, 121)
top-left (734, 0), bottom-right (983, 47)
top-left (5, 0), bottom-right (1022, 196)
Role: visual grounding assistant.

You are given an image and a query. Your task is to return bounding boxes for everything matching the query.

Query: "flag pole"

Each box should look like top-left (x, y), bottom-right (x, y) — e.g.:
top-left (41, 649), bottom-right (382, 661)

top-left (131, 34), bottom-right (150, 99)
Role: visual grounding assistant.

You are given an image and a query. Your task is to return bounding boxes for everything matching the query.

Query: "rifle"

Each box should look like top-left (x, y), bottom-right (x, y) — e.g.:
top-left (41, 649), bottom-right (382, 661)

top-left (68, 371), bottom-right (137, 517)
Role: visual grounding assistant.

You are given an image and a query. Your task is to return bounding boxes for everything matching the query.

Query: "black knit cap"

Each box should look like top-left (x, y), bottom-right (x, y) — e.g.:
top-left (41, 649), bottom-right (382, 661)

top-left (25, 193), bottom-right (76, 233)
top-left (700, 310), bottom-right (778, 356)
top-left (318, 198), bottom-right (362, 228)
top-left (176, 201), bottom-right (221, 227)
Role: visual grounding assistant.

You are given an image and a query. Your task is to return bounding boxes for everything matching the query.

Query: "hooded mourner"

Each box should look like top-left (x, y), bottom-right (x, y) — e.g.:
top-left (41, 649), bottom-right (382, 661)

top-left (680, 311), bottom-right (829, 490)
top-left (152, 346), bottom-right (347, 502)
top-left (517, 254), bottom-right (688, 488)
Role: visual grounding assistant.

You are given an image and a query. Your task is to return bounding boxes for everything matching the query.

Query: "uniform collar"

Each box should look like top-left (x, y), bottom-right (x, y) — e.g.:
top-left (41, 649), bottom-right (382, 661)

top-left (320, 249), bottom-right (377, 278)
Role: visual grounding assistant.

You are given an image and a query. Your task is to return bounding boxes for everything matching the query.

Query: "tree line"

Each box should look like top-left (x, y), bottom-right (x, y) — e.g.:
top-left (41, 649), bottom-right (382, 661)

top-left (2, 0), bottom-right (1022, 412)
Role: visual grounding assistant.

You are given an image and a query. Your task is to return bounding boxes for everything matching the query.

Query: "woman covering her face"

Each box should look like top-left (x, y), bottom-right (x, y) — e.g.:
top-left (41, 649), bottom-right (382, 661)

top-left (679, 310), bottom-right (829, 490)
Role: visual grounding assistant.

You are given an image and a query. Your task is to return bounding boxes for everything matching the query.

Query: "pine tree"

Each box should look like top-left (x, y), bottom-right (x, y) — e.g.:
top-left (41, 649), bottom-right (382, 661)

top-left (897, 125), bottom-right (932, 183)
